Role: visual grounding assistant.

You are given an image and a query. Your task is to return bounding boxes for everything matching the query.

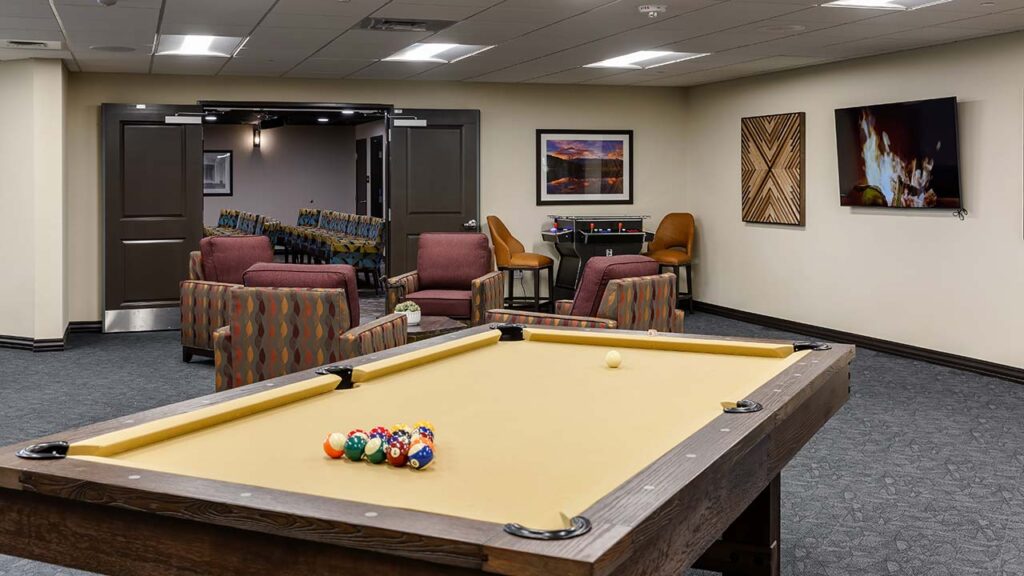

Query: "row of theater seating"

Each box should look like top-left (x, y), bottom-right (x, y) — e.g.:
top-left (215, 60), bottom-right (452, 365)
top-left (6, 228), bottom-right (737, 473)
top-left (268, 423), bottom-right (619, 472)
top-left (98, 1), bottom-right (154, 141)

top-left (205, 208), bottom-right (387, 288)
top-left (204, 210), bottom-right (280, 241)
top-left (277, 209), bottom-right (386, 288)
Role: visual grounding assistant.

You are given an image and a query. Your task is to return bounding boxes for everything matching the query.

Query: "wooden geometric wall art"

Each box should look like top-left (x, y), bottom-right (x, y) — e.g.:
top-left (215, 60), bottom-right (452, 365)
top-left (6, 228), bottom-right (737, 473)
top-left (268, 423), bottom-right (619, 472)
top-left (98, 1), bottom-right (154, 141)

top-left (741, 112), bottom-right (806, 225)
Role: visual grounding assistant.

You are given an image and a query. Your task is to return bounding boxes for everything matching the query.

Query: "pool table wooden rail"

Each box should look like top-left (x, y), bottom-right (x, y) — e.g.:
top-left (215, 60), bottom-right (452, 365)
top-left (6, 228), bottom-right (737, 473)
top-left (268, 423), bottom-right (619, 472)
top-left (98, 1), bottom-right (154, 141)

top-left (0, 325), bottom-right (854, 576)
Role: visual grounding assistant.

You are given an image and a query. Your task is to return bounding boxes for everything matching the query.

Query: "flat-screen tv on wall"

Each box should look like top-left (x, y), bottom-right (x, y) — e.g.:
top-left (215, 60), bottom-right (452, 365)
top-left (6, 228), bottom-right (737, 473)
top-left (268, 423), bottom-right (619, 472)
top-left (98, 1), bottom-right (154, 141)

top-left (835, 97), bottom-right (962, 209)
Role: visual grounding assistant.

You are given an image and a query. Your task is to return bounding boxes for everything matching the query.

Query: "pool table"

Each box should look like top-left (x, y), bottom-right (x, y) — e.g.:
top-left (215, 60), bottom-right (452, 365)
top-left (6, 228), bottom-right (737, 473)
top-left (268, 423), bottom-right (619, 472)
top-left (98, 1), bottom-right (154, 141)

top-left (0, 324), bottom-right (853, 576)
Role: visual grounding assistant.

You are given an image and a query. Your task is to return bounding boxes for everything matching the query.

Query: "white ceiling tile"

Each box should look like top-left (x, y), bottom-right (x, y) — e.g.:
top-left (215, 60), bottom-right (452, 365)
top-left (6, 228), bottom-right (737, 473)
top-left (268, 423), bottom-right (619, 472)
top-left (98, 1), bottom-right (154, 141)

top-left (316, 29), bottom-right (432, 59)
top-left (524, 66), bottom-right (629, 84)
top-left (935, 10), bottom-right (1024, 29)
top-left (0, 1), bottom-right (58, 19)
top-left (644, 1), bottom-right (808, 34)
top-left (371, 3), bottom-right (490, 21)
top-left (244, 27), bottom-right (340, 51)
top-left (928, 0), bottom-right (1024, 13)
top-left (273, 0), bottom-right (389, 16)
top-left (220, 58), bottom-right (297, 76)
top-left (0, 17), bottom-right (59, 31)
top-left (286, 58), bottom-right (376, 77)
top-left (768, 5), bottom-right (892, 23)
top-left (0, 28), bottom-right (64, 42)
top-left (77, 56), bottom-right (151, 73)
top-left (151, 55), bottom-right (226, 75)
top-left (428, 20), bottom-right (540, 44)
top-left (345, 59), bottom-right (443, 79)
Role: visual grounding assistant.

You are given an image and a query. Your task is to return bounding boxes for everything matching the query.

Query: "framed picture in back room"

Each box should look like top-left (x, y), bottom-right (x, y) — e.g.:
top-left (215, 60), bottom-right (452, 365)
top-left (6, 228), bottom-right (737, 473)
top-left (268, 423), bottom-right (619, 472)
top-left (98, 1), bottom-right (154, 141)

top-left (536, 130), bottom-right (633, 205)
top-left (203, 150), bottom-right (233, 197)
top-left (740, 113), bottom-right (805, 225)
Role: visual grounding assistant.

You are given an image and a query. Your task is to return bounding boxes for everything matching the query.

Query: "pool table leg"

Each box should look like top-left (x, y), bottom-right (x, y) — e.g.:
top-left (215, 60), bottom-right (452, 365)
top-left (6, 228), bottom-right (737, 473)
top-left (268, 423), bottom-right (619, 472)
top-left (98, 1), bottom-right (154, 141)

top-left (693, 473), bottom-right (780, 576)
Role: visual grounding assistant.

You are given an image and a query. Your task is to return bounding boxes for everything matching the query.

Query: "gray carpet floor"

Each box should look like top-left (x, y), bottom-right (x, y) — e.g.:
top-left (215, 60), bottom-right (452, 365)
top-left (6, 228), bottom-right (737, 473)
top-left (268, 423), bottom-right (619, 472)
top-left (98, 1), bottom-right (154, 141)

top-left (1, 307), bottom-right (1023, 575)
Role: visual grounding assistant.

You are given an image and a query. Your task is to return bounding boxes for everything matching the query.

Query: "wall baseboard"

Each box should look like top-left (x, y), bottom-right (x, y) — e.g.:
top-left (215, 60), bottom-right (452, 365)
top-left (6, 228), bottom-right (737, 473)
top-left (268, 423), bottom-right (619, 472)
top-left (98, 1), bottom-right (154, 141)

top-left (0, 320), bottom-right (101, 352)
top-left (695, 301), bottom-right (1024, 385)
top-left (67, 321), bottom-right (102, 334)
top-left (0, 334), bottom-right (64, 352)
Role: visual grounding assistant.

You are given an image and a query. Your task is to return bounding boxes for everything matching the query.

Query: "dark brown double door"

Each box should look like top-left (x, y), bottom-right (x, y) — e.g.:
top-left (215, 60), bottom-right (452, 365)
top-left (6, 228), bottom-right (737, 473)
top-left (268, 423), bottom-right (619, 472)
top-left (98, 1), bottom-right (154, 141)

top-left (388, 109), bottom-right (480, 274)
top-left (102, 104), bottom-right (203, 332)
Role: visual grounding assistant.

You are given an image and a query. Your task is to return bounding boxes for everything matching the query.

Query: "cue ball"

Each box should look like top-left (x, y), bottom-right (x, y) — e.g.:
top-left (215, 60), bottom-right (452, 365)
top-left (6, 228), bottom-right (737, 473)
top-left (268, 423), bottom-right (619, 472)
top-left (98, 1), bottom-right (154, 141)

top-left (605, 350), bottom-right (622, 368)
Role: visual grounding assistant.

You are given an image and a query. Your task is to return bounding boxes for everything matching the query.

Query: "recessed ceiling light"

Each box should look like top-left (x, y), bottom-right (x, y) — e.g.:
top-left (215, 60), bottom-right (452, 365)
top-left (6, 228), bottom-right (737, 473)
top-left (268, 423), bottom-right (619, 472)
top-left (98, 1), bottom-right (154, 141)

top-left (821, 0), bottom-right (954, 9)
top-left (89, 45), bottom-right (136, 53)
top-left (204, 115), bottom-right (217, 121)
top-left (342, 110), bottom-right (356, 115)
top-left (584, 50), bottom-right (709, 69)
top-left (155, 34), bottom-right (244, 57)
top-left (317, 117), bottom-right (329, 122)
top-left (758, 24), bottom-right (807, 32)
top-left (384, 43), bottom-right (494, 63)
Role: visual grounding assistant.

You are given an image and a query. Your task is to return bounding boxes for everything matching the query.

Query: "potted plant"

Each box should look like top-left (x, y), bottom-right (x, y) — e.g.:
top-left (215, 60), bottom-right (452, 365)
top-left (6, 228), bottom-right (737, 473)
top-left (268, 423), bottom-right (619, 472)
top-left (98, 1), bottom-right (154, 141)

top-left (394, 301), bottom-right (421, 326)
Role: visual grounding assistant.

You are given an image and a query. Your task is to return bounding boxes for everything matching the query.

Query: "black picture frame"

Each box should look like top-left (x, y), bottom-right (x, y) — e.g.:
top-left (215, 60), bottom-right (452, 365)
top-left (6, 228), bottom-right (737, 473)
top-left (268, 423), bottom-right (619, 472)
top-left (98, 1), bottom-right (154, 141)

top-left (536, 129), bottom-right (633, 206)
top-left (203, 150), bottom-right (233, 197)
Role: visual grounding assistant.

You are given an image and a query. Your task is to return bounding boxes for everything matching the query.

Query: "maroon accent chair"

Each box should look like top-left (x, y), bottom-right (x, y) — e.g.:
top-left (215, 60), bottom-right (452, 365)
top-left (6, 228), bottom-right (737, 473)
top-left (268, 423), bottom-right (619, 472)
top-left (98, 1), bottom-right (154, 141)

top-left (199, 235), bottom-right (274, 285)
top-left (180, 236), bottom-right (274, 362)
top-left (385, 233), bottom-right (504, 326)
top-left (243, 262), bottom-right (360, 326)
top-left (486, 255), bottom-right (685, 333)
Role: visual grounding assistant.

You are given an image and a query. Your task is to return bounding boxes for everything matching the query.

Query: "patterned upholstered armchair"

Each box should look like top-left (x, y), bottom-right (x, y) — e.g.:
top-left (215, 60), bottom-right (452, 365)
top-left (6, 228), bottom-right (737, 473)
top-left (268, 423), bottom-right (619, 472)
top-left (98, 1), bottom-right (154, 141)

top-left (385, 233), bottom-right (503, 327)
top-left (486, 255), bottom-right (685, 333)
top-left (180, 236), bottom-right (274, 362)
top-left (212, 287), bottom-right (407, 391)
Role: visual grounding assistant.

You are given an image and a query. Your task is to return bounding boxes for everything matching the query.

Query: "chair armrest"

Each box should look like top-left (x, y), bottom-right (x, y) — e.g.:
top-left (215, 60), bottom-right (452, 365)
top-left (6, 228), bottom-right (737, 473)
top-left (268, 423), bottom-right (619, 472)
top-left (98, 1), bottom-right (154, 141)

top-left (471, 271), bottom-right (505, 326)
top-left (188, 251), bottom-right (204, 281)
top-left (180, 280), bottom-right (238, 351)
top-left (213, 326), bottom-right (233, 392)
top-left (485, 309), bottom-right (617, 330)
top-left (341, 313), bottom-right (408, 360)
top-left (385, 271), bottom-right (419, 314)
top-left (554, 300), bottom-right (573, 315)
top-left (671, 309), bottom-right (685, 334)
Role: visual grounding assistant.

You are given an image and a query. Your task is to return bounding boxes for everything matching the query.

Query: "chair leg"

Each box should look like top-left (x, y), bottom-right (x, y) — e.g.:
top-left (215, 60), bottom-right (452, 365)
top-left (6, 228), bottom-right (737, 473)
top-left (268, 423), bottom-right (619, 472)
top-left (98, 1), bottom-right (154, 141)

top-left (547, 265), bottom-right (554, 313)
top-left (506, 269), bottom-right (514, 308)
top-left (532, 268), bottom-right (541, 311)
top-left (182, 347), bottom-right (193, 363)
top-left (684, 264), bottom-right (694, 314)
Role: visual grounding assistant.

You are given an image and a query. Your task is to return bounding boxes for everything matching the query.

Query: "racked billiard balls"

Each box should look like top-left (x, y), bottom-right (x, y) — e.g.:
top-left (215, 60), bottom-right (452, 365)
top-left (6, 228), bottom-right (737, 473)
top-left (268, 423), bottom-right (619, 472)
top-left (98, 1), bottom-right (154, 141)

top-left (415, 425), bottom-right (434, 441)
top-left (364, 436), bottom-right (387, 464)
top-left (391, 428), bottom-right (412, 445)
top-left (408, 443), bottom-right (434, 470)
top-left (368, 426), bottom-right (391, 443)
top-left (344, 435), bottom-right (367, 462)
top-left (386, 439), bottom-right (410, 467)
top-left (323, 432), bottom-right (346, 459)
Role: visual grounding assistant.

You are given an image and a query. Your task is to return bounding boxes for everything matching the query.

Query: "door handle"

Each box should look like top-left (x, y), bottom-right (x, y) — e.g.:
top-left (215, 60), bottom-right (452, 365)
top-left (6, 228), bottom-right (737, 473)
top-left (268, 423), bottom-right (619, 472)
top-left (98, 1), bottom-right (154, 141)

top-left (463, 219), bottom-right (478, 231)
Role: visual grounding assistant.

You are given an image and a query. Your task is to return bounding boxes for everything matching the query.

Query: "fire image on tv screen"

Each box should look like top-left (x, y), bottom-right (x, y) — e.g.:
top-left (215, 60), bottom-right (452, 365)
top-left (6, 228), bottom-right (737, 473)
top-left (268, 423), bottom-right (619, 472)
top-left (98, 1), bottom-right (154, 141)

top-left (834, 97), bottom-right (962, 209)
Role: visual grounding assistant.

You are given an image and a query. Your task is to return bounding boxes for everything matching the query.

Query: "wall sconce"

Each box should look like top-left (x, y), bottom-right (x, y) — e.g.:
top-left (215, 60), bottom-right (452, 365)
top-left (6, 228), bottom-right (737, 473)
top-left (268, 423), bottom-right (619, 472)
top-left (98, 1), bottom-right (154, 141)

top-left (252, 126), bottom-right (261, 148)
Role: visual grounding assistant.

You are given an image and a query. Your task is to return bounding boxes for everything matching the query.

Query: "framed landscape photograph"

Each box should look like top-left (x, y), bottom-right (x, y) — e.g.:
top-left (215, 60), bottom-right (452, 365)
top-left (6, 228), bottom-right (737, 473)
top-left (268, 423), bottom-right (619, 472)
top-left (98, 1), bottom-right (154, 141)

top-left (203, 150), bottom-right (233, 197)
top-left (536, 130), bottom-right (633, 205)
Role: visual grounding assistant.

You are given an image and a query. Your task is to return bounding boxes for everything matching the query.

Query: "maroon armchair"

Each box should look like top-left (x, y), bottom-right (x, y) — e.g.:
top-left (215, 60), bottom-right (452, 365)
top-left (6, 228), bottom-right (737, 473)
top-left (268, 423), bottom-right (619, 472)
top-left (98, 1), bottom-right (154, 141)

top-left (385, 233), bottom-right (503, 326)
top-left (487, 255), bottom-right (685, 333)
top-left (180, 236), bottom-right (273, 362)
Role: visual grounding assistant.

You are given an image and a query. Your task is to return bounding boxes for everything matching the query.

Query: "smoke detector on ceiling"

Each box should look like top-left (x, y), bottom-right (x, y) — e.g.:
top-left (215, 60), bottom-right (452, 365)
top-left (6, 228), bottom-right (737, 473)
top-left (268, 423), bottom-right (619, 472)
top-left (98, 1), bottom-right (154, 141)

top-left (638, 4), bottom-right (668, 17)
top-left (0, 39), bottom-right (63, 50)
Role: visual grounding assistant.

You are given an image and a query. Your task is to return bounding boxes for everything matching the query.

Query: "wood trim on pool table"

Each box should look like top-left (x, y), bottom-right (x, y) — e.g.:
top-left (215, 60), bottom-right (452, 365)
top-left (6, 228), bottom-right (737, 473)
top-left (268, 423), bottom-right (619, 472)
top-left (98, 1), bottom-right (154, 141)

top-left (0, 325), bottom-right (855, 576)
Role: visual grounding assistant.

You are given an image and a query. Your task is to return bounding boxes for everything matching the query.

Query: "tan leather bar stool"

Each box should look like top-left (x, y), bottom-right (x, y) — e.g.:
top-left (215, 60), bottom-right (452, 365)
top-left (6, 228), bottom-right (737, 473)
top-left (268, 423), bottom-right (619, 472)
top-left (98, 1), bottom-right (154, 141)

top-left (486, 215), bottom-right (554, 311)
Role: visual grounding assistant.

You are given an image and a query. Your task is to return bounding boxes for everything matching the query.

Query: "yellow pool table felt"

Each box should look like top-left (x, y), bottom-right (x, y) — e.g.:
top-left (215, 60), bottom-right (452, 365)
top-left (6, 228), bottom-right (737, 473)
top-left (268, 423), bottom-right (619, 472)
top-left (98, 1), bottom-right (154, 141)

top-left (70, 328), bottom-right (808, 530)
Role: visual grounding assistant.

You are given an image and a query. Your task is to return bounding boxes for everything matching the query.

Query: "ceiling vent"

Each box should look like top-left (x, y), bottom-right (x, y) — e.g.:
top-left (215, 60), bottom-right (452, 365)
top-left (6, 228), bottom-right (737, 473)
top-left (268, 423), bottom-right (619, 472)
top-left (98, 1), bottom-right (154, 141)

top-left (355, 17), bottom-right (456, 33)
top-left (1, 39), bottom-right (63, 50)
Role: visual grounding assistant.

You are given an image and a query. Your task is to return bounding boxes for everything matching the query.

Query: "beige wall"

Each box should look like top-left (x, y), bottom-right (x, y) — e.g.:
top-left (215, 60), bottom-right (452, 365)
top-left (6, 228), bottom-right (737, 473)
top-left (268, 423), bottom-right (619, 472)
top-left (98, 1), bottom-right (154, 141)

top-left (685, 32), bottom-right (1024, 368)
top-left (66, 74), bottom-right (689, 322)
top-left (0, 59), bottom-right (65, 341)
top-left (202, 124), bottom-right (357, 225)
